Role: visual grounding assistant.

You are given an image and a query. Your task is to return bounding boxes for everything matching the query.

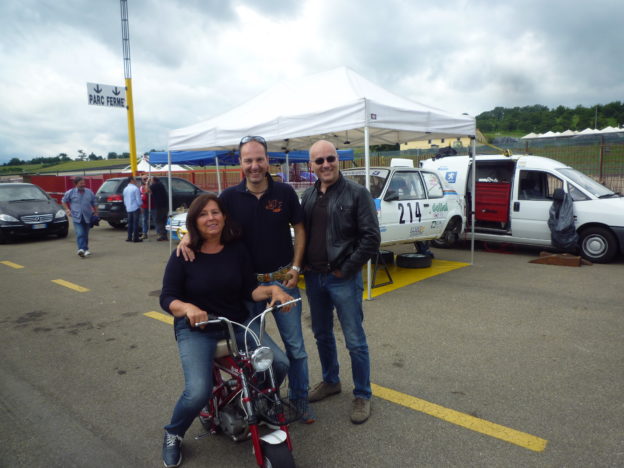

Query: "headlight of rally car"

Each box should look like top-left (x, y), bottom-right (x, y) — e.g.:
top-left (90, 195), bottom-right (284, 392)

top-left (250, 346), bottom-right (274, 372)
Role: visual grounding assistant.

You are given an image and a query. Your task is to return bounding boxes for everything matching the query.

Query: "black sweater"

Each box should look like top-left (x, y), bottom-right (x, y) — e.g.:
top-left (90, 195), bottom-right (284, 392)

top-left (160, 241), bottom-right (257, 325)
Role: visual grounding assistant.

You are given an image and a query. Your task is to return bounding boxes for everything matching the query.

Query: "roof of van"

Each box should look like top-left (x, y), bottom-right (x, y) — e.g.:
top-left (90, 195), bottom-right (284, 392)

top-left (424, 154), bottom-right (571, 170)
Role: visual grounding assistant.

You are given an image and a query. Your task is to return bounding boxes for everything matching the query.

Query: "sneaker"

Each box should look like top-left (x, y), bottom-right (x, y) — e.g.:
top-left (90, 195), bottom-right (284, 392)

top-left (77, 249), bottom-right (85, 257)
top-left (308, 381), bottom-right (341, 402)
top-left (162, 432), bottom-right (182, 468)
top-left (350, 397), bottom-right (371, 424)
top-left (291, 398), bottom-right (316, 424)
top-left (84, 250), bottom-right (91, 257)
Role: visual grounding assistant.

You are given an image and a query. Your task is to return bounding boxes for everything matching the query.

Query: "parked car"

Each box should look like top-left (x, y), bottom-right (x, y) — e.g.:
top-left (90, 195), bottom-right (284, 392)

top-left (0, 182), bottom-right (69, 243)
top-left (342, 161), bottom-right (466, 247)
top-left (95, 176), bottom-right (208, 229)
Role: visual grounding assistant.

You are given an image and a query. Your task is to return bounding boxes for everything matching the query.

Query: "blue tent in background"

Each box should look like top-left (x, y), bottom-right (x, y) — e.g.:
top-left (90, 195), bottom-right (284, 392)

top-left (148, 149), bottom-right (354, 166)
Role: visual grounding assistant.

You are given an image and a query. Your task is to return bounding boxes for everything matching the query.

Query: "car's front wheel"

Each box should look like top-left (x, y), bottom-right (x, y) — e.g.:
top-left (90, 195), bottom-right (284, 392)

top-left (579, 226), bottom-right (618, 263)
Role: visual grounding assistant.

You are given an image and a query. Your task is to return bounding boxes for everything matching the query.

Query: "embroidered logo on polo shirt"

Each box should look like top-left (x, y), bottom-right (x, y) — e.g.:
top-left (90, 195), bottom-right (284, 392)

top-left (265, 200), bottom-right (283, 213)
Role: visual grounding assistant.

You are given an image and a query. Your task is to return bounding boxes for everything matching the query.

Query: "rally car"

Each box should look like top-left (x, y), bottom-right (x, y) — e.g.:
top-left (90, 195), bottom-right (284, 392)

top-left (342, 161), bottom-right (465, 247)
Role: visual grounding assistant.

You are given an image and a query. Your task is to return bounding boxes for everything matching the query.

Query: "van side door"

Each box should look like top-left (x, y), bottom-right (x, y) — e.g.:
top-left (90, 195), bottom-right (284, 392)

top-left (510, 170), bottom-right (564, 242)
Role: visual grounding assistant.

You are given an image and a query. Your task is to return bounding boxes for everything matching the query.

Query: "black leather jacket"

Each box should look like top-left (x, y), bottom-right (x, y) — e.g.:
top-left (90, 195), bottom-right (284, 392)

top-left (301, 173), bottom-right (381, 277)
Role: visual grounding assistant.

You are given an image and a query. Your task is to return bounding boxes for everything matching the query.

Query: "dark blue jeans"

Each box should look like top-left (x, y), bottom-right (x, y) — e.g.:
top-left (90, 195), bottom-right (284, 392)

top-left (127, 209), bottom-right (140, 241)
top-left (165, 318), bottom-right (289, 437)
top-left (304, 270), bottom-right (371, 399)
top-left (73, 219), bottom-right (90, 251)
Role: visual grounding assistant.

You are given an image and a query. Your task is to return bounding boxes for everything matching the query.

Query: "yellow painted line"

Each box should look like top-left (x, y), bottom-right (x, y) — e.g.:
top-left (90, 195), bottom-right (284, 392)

top-left (144, 311), bottom-right (173, 325)
top-left (297, 259), bottom-right (470, 298)
top-left (372, 383), bottom-right (548, 452)
top-left (51, 279), bottom-right (90, 292)
top-left (1, 260), bottom-right (24, 269)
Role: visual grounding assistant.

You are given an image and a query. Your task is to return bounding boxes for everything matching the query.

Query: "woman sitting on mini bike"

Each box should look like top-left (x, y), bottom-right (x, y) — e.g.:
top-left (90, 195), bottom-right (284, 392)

top-left (159, 193), bottom-right (293, 468)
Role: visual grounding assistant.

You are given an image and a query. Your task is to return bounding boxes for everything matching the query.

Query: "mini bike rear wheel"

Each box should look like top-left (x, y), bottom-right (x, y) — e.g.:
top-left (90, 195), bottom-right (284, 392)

top-left (262, 441), bottom-right (295, 468)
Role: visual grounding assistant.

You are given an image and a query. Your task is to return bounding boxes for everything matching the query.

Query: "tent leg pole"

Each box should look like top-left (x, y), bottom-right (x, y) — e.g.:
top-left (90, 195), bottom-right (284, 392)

top-left (364, 126), bottom-right (373, 301)
top-left (470, 137), bottom-right (476, 265)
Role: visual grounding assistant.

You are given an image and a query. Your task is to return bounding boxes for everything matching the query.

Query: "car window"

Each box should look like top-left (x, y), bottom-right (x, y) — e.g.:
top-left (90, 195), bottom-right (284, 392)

top-left (387, 172), bottom-right (427, 201)
top-left (518, 171), bottom-right (563, 200)
top-left (343, 169), bottom-right (389, 199)
top-left (0, 185), bottom-right (49, 202)
top-left (98, 179), bottom-right (122, 194)
top-left (171, 178), bottom-right (196, 193)
top-left (421, 172), bottom-right (444, 198)
top-left (567, 183), bottom-right (589, 201)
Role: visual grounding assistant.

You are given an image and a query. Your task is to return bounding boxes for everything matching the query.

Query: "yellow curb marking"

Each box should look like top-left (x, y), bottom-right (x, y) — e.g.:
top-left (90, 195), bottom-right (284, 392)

top-left (51, 279), bottom-right (90, 292)
top-left (1, 260), bottom-right (24, 269)
top-left (144, 311), bottom-right (173, 325)
top-left (372, 383), bottom-right (548, 452)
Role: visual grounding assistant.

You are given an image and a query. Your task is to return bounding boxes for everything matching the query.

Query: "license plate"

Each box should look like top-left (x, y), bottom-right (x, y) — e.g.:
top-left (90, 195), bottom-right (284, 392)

top-left (32, 223), bottom-right (47, 230)
top-left (98, 204), bottom-right (106, 209)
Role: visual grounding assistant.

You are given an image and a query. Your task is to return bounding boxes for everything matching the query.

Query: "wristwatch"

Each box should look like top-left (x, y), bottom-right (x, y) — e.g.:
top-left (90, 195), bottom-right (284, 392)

top-left (291, 265), bottom-right (301, 273)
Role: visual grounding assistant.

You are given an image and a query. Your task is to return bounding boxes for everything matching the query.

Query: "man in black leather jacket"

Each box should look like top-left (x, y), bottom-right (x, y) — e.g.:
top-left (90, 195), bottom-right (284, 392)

top-left (301, 140), bottom-right (380, 424)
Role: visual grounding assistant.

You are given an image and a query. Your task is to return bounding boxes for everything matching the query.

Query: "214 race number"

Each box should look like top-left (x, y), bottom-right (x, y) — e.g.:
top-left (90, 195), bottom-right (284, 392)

top-left (398, 202), bottom-right (421, 224)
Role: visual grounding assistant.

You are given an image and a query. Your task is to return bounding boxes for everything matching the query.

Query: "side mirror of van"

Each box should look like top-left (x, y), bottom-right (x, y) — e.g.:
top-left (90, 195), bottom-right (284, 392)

top-left (384, 190), bottom-right (399, 202)
top-left (553, 188), bottom-right (565, 201)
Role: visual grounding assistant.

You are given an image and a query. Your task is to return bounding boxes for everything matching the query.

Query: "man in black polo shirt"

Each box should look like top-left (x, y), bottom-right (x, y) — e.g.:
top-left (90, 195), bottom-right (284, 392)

top-left (177, 136), bottom-right (314, 423)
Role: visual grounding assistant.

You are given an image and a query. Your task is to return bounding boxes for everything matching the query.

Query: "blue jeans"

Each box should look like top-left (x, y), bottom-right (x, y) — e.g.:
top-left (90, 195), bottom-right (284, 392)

top-left (304, 270), bottom-right (371, 400)
top-left (127, 209), bottom-right (140, 241)
top-left (141, 208), bottom-right (151, 235)
top-left (252, 282), bottom-right (309, 400)
top-left (73, 219), bottom-right (90, 251)
top-left (165, 317), bottom-right (289, 437)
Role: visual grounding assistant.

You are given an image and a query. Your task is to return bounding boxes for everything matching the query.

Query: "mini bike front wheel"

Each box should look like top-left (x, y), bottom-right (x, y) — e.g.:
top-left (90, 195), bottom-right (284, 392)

top-left (262, 441), bottom-right (295, 468)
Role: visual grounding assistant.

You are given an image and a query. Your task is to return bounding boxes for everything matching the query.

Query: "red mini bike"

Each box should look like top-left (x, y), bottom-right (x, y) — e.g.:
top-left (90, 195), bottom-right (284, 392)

top-left (194, 299), bottom-right (301, 468)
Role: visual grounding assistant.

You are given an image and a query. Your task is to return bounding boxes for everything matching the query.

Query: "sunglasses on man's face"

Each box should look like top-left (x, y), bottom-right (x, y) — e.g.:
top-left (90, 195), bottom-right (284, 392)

top-left (313, 155), bottom-right (337, 165)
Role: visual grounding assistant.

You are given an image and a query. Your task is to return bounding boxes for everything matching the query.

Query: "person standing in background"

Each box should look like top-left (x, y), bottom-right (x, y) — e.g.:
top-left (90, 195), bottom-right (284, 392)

top-left (62, 176), bottom-right (98, 257)
top-left (123, 176), bottom-right (142, 243)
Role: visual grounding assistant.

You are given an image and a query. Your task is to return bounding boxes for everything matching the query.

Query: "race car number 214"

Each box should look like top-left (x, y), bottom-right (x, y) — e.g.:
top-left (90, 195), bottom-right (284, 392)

top-left (398, 201), bottom-right (421, 224)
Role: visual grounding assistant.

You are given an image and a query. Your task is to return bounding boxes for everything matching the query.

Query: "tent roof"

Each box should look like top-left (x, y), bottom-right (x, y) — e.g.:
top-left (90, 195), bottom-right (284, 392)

top-left (168, 67), bottom-right (475, 152)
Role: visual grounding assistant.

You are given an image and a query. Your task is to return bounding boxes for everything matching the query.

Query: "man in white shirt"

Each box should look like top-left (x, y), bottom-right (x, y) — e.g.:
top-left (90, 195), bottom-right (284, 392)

top-left (122, 176), bottom-right (142, 242)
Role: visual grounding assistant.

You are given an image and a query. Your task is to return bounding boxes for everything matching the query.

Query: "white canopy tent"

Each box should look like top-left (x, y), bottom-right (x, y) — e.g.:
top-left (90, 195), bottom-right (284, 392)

top-left (166, 67), bottom-right (477, 297)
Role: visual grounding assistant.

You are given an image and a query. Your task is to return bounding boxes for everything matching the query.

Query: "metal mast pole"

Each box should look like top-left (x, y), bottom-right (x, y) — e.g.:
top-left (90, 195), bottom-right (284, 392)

top-left (120, 0), bottom-right (138, 175)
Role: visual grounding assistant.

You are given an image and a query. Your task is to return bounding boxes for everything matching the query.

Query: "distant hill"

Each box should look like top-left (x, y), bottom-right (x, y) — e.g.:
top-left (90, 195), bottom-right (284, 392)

top-left (476, 102), bottom-right (624, 135)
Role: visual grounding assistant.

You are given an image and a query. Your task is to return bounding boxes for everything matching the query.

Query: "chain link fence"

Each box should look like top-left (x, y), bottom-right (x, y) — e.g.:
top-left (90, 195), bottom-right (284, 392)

top-left (352, 133), bottom-right (624, 194)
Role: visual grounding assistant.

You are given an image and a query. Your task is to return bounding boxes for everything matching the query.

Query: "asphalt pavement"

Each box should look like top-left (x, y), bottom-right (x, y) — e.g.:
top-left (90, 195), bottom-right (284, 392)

top-left (1, 224), bottom-right (623, 467)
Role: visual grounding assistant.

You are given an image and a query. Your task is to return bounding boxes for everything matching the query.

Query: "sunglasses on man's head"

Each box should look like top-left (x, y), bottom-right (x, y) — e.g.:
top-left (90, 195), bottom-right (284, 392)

top-left (239, 135), bottom-right (267, 146)
top-left (313, 155), bottom-right (337, 165)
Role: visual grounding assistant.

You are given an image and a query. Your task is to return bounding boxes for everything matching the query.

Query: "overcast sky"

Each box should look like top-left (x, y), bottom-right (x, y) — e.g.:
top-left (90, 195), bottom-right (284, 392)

top-left (0, 0), bottom-right (622, 163)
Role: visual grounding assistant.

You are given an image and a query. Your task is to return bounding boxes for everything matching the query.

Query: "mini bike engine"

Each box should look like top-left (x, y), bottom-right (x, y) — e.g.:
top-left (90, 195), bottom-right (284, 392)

top-left (219, 402), bottom-right (249, 441)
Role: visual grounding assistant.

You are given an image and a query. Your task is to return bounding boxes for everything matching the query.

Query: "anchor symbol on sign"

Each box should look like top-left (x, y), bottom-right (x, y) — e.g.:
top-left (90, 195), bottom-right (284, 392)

top-left (93, 84), bottom-right (102, 93)
top-left (112, 87), bottom-right (121, 96)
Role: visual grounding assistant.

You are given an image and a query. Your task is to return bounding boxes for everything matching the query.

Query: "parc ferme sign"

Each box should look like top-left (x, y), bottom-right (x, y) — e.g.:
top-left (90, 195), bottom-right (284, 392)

top-left (86, 82), bottom-right (126, 109)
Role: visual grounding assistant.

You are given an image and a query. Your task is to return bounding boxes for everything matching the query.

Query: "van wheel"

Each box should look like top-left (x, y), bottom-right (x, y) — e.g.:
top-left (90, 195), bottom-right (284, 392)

top-left (396, 253), bottom-right (432, 269)
top-left (579, 227), bottom-right (617, 263)
top-left (108, 221), bottom-right (126, 229)
top-left (431, 218), bottom-right (460, 249)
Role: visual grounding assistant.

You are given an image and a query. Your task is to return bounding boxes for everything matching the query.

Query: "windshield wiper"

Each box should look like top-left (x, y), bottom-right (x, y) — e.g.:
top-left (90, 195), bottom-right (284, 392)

top-left (11, 198), bottom-right (45, 202)
top-left (598, 192), bottom-right (620, 199)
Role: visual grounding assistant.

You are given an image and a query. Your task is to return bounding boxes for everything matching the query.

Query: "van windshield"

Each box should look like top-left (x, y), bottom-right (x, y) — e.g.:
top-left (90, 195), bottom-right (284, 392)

top-left (557, 168), bottom-right (616, 198)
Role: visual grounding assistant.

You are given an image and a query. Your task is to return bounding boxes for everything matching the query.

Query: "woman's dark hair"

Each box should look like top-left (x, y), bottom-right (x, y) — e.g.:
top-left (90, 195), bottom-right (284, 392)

top-left (185, 193), bottom-right (241, 252)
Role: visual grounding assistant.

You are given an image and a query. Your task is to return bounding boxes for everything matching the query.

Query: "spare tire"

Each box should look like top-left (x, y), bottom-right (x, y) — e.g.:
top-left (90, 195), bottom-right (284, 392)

top-left (378, 249), bottom-right (395, 265)
top-left (396, 253), bottom-right (432, 269)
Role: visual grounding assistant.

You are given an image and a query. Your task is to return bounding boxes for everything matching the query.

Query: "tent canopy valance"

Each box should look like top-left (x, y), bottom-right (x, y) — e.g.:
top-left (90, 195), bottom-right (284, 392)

top-left (149, 149), bottom-right (354, 166)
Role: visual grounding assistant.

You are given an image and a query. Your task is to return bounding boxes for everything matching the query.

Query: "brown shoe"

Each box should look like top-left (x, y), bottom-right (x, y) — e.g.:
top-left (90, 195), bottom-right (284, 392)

top-left (308, 381), bottom-right (341, 402)
top-left (350, 397), bottom-right (371, 424)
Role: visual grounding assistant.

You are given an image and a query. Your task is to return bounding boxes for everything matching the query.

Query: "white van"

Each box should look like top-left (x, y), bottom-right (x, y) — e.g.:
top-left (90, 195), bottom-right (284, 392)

top-left (421, 154), bottom-right (624, 263)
